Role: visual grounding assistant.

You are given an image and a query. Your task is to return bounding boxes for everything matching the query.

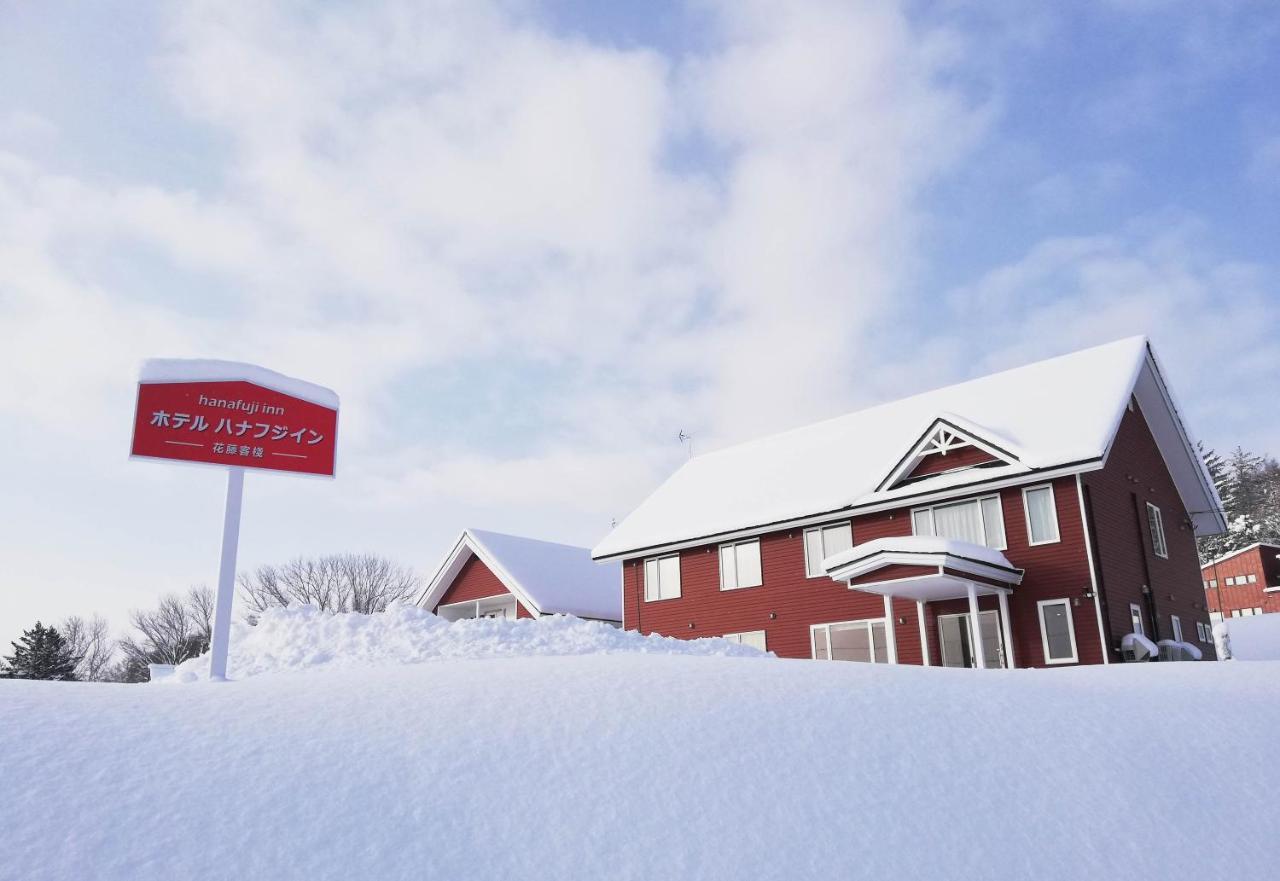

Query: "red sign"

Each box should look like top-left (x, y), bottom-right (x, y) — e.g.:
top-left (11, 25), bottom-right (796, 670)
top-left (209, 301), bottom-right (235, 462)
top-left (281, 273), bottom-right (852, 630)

top-left (131, 380), bottom-right (338, 477)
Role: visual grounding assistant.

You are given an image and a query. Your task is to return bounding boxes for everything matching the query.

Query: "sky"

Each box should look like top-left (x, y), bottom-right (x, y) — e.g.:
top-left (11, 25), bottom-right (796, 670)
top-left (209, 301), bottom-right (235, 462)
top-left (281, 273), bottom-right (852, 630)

top-left (1, 0), bottom-right (1277, 648)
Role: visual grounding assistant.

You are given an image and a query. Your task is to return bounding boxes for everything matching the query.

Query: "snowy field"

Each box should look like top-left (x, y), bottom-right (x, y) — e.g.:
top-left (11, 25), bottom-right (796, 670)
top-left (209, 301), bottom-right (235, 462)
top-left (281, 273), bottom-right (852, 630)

top-left (3, 610), bottom-right (1277, 881)
top-left (1216, 613), bottom-right (1280, 660)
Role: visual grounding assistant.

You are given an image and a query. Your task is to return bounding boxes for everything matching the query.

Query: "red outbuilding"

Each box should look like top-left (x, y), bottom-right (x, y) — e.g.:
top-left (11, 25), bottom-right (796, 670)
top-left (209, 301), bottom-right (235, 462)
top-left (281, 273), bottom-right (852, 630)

top-left (419, 529), bottom-right (622, 624)
top-left (1202, 543), bottom-right (1280, 622)
top-left (593, 337), bottom-right (1223, 667)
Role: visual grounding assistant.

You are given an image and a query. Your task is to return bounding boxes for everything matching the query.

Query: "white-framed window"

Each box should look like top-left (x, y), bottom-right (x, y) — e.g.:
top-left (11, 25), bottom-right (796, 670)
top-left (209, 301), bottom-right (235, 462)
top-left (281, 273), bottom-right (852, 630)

top-left (1196, 621), bottom-right (1206, 641)
top-left (719, 539), bottom-right (763, 591)
top-left (643, 554), bottom-right (681, 602)
top-left (1232, 607), bottom-right (1263, 618)
top-left (910, 495), bottom-right (1006, 550)
top-left (1022, 484), bottom-right (1061, 546)
top-left (1037, 599), bottom-right (1079, 665)
top-left (1225, 577), bottom-right (1236, 586)
top-left (1146, 502), bottom-right (1168, 559)
top-left (811, 619), bottom-right (890, 663)
top-left (1247, 574), bottom-right (1258, 584)
top-left (803, 522), bottom-right (853, 578)
top-left (1129, 602), bottom-right (1144, 637)
top-left (722, 630), bottom-right (767, 651)
top-left (1209, 579), bottom-right (1217, 588)
top-left (1171, 615), bottom-right (1183, 642)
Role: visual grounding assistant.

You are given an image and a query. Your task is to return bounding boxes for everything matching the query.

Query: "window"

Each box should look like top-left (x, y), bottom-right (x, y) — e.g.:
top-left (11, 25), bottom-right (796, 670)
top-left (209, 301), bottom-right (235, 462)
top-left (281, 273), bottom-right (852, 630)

top-left (643, 554), bottom-right (681, 602)
top-left (1037, 599), bottom-right (1079, 664)
top-left (1209, 579), bottom-right (1218, 588)
top-left (1023, 484), bottom-right (1061, 545)
top-left (911, 495), bottom-right (1006, 550)
top-left (719, 540), bottom-right (762, 591)
top-left (1170, 615), bottom-right (1183, 642)
top-left (1209, 611), bottom-right (1223, 624)
top-left (1196, 622), bottom-right (1206, 641)
top-left (1248, 574), bottom-right (1258, 584)
top-left (1129, 603), bottom-right (1144, 637)
top-left (1146, 503), bottom-right (1168, 558)
top-left (722, 630), bottom-right (767, 651)
top-left (1233, 607), bottom-right (1263, 618)
top-left (1225, 577), bottom-right (1236, 586)
top-left (803, 522), bottom-right (853, 578)
top-left (811, 619), bottom-right (889, 663)
top-left (1202, 580), bottom-right (1209, 589)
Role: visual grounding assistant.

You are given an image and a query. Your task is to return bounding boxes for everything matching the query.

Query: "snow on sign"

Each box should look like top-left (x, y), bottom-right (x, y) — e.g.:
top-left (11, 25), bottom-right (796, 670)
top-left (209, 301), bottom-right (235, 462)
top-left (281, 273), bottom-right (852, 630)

top-left (131, 362), bottom-right (338, 477)
top-left (131, 359), bottom-right (340, 681)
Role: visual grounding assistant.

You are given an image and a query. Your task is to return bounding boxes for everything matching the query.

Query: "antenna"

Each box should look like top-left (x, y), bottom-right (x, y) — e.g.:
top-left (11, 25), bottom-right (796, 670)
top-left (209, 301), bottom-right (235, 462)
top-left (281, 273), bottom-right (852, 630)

top-left (677, 429), bottom-right (693, 459)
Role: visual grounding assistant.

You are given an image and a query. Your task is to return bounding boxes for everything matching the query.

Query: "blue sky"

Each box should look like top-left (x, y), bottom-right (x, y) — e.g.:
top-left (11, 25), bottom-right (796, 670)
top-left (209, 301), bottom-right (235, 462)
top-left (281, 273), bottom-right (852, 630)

top-left (1, 0), bottom-right (1277, 646)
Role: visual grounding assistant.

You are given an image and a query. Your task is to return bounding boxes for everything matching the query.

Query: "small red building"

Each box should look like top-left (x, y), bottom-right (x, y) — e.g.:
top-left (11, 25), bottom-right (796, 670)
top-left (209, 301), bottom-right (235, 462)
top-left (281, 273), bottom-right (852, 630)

top-left (1202, 543), bottom-right (1280, 623)
top-left (419, 529), bottom-right (622, 624)
top-left (593, 337), bottom-right (1223, 667)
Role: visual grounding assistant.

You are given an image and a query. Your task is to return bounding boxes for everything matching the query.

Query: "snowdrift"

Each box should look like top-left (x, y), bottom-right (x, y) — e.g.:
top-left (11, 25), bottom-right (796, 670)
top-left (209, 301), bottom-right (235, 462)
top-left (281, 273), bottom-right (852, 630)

top-left (1215, 614), bottom-right (1280, 660)
top-left (168, 603), bottom-right (766, 681)
top-left (3, 621), bottom-right (1278, 880)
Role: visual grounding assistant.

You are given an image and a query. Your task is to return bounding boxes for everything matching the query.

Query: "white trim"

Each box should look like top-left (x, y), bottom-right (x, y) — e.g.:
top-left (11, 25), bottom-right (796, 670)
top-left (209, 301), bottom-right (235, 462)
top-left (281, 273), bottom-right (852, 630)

top-left (437, 595), bottom-right (518, 621)
top-left (1075, 474), bottom-right (1109, 664)
top-left (1022, 483), bottom-right (1061, 546)
top-left (592, 462), bottom-right (1108, 561)
top-left (1037, 598), bottom-right (1080, 665)
top-left (644, 553), bottom-right (682, 602)
top-left (917, 601), bottom-right (931, 666)
top-left (417, 530), bottom-right (545, 616)
top-left (997, 591), bottom-right (1016, 669)
top-left (966, 582), bottom-right (986, 669)
top-left (1146, 502), bottom-right (1168, 559)
top-left (883, 595), bottom-right (898, 664)
top-left (876, 417), bottom-right (1025, 493)
top-left (718, 538), bottom-right (763, 591)
top-left (722, 630), bottom-right (767, 651)
top-left (826, 549), bottom-right (1022, 589)
top-left (1171, 614), bottom-right (1183, 642)
top-left (910, 494), bottom-right (1007, 551)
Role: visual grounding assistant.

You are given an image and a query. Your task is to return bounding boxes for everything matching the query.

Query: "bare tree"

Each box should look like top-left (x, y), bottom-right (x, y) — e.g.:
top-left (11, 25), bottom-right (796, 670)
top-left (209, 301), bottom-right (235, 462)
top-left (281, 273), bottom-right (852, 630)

top-left (116, 586), bottom-right (215, 682)
top-left (60, 614), bottom-right (117, 682)
top-left (239, 553), bottom-right (421, 615)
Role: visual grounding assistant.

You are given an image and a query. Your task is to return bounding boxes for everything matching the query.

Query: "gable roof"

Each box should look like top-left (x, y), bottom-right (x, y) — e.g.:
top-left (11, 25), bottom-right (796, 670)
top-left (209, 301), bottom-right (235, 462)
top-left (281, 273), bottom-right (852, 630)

top-left (1200, 542), bottom-right (1280, 571)
top-left (420, 529), bottom-right (621, 621)
top-left (593, 336), bottom-right (1225, 561)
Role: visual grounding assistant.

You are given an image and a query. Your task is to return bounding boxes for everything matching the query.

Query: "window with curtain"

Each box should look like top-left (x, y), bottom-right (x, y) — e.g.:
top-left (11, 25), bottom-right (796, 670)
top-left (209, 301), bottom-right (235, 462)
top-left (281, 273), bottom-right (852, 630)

top-left (720, 540), bottom-right (762, 590)
top-left (911, 495), bottom-right (1006, 549)
top-left (803, 522), bottom-right (853, 577)
top-left (643, 554), bottom-right (681, 601)
top-left (1023, 485), bottom-right (1060, 545)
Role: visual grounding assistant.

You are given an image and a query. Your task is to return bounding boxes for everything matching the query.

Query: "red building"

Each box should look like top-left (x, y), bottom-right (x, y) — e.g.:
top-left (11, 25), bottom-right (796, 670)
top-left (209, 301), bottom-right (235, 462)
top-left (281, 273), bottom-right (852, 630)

top-left (419, 529), bottom-right (622, 624)
top-left (593, 337), bottom-right (1223, 667)
top-left (1202, 543), bottom-right (1280, 623)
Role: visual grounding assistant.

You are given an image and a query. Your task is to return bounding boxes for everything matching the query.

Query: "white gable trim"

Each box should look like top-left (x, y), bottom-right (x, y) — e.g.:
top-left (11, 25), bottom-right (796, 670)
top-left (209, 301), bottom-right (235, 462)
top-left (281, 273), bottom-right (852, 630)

top-left (417, 530), bottom-right (544, 617)
top-left (876, 416), bottom-right (1026, 493)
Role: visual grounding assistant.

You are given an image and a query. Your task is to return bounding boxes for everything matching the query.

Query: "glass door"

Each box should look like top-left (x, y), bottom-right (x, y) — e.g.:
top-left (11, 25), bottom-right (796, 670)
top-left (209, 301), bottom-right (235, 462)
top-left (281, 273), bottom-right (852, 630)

top-left (938, 611), bottom-right (1004, 668)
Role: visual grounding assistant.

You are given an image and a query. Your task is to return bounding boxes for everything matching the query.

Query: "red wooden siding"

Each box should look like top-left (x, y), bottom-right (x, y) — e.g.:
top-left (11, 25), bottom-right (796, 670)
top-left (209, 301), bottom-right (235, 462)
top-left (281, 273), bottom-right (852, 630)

top-left (435, 554), bottom-right (534, 618)
top-left (1082, 403), bottom-right (1216, 657)
top-left (622, 476), bottom-right (1104, 667)
top-left (906, 445), bottom-right (999, 480)
top-left (1203, 544), bottom-right (1280, 617)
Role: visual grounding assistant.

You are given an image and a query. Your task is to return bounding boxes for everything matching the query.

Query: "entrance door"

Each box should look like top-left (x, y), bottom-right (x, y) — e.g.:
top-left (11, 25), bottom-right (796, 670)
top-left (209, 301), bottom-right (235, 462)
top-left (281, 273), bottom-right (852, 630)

top-left (938, 611), bottom-right (1004, 668)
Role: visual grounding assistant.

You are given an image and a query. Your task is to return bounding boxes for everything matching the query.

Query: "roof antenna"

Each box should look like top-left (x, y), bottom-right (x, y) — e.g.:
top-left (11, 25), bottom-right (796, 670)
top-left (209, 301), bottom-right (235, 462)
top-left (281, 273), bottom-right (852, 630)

top-left (677, 429), bottom-right (693, 459)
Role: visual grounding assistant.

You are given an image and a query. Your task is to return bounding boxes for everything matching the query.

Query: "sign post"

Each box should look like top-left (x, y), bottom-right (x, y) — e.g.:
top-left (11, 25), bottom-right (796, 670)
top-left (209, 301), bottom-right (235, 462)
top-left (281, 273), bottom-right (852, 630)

top-left (130, 360), bottom-right (339, 681)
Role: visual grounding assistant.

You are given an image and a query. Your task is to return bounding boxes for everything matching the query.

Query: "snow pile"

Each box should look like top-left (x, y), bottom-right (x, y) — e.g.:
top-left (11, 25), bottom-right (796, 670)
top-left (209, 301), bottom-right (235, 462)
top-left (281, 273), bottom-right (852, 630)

top-left (1215, 614), bottom-right (1280, 660)
top-left (168, 604), bottom-right (765, 681)
top-left (3, 657), bottom-right (1277, 880)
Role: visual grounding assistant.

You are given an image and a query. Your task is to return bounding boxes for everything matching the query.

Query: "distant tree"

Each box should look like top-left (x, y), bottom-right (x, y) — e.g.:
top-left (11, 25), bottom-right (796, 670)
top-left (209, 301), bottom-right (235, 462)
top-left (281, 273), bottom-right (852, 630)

top-left (2, 622), bottom-right (79, 681)
top-left (116, 586), bottom-right (215, 682)
top-left (60, 614), bottom-right (118, 682)
top-left (238, 553), bottom-right (421, 616)
top-left (1198, 444), bottom-right (1280, 562)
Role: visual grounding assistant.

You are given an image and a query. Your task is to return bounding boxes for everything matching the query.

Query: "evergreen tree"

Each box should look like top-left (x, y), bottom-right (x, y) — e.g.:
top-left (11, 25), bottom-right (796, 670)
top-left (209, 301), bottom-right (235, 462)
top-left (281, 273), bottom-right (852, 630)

top-left (1198, 443), bottom-right (1280, 563)
top-left (2, 622), bottom-right (80, 681)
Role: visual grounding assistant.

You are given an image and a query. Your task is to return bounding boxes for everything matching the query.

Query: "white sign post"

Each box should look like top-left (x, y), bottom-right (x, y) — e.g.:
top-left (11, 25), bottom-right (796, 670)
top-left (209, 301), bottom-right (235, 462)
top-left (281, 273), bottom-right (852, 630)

top-left (130, 359), bottom-right (340, 681)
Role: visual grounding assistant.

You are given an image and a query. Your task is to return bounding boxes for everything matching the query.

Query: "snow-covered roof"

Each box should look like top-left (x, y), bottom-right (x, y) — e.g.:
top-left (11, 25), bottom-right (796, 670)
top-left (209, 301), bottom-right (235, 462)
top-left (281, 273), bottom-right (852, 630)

top-left (1200, 542), bottom-right (1280, 570)
top-left (594, 336), bottom-right (1224, 560)
top-left (140, 359), bottom-right (339, 409)
top-left (420, 529), bottom-right (622, 622)
top-left (822, 535), bottom-right (1020, 576)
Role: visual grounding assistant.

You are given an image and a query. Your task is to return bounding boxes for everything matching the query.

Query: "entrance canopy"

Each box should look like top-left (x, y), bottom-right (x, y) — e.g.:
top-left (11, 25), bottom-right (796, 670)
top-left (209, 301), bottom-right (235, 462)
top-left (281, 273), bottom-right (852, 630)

top-left (823, 535), bottom-right (1024, 603)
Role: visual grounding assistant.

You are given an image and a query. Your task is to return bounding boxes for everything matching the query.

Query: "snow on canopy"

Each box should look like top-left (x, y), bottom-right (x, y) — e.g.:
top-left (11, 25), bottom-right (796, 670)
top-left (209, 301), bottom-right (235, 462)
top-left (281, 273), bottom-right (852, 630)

top-left (822, 534), bottom-right (1019, 574)
top-left (140, 358), bottom-right (339, 409)
top-left (165, 603), bottom-right (760, 681)
top-left (420, 529), bottom-right (622, 621)
top-left (595, 336), bottom-right (1221, 559)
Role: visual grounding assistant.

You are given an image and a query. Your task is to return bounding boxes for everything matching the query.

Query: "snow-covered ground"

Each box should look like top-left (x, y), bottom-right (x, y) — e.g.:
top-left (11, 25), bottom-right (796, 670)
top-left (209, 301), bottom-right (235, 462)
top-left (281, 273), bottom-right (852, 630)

top-left (1216, 613), bottom-right (1280, 660)
top-left (3, 610), bottom-right (1276, 881)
